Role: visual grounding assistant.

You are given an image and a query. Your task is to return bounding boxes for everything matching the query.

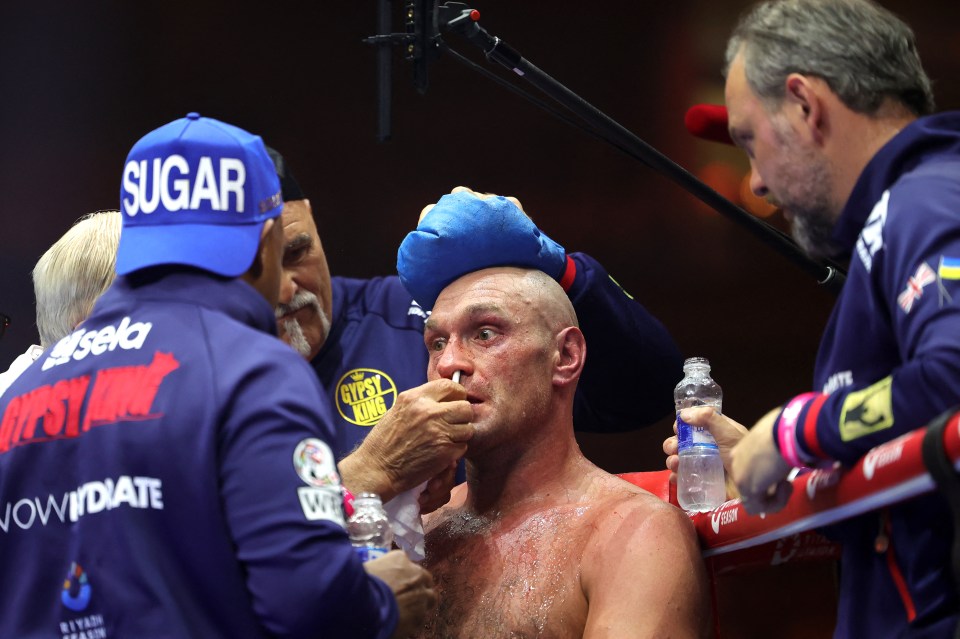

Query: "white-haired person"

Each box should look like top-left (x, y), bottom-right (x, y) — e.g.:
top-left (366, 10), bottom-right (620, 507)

top-left (0, 210), bottom-right (121, 397)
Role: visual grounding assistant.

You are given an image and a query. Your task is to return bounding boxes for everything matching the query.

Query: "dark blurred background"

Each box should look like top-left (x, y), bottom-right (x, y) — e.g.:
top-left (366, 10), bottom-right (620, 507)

top-left (1, 2), bottom-right (958, 635)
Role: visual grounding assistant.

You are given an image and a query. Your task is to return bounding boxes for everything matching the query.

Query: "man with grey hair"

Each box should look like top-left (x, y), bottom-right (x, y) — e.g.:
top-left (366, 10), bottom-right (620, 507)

top-left (0, 210), bottom-right (122, 397)
top-left (667, 0), bottom-right (960, 635)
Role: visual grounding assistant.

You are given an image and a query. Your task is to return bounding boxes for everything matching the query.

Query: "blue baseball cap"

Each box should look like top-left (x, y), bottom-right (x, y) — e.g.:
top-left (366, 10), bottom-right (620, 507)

top-left (117, 112), bottom-right (283, 277)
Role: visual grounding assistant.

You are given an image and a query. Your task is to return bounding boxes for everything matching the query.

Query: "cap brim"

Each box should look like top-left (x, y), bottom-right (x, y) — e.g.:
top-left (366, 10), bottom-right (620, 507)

top-left (685, 104), bottom-right (734, 146)
top-left (116, 220), bottom-right (265, 277)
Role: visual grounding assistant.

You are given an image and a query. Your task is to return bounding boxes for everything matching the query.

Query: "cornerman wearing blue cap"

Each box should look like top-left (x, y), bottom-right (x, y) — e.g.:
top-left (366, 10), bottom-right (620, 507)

top-left (0, 113), bottom-right (435, 639)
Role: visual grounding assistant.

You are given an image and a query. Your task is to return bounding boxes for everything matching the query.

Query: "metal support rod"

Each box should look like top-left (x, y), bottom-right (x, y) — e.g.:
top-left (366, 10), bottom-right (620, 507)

top-left (441, 6), bottom-right (846, 293)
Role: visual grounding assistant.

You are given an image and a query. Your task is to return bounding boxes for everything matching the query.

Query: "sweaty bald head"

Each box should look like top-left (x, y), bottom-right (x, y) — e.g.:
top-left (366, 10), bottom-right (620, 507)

top-left (430, 267), bottom-right (578, 341)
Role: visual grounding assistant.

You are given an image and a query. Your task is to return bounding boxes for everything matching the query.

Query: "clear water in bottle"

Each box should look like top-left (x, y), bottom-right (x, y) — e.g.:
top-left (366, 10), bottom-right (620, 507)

top-left (347, 492), bottom-right (394, 562)
top-left (676, 429), bottom-right (727, 512)
top-left (674, 358), bottom-right (726, 513)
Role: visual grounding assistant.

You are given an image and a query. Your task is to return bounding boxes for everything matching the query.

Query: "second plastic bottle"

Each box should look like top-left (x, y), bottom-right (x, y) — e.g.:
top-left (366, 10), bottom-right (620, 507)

top-left (346, 492), bottom-right (394, 562)
top-left (673, 357), bottom-right (726, 513)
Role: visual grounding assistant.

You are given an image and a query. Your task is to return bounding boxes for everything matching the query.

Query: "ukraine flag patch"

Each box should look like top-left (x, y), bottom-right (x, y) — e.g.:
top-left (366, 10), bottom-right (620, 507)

top-left (939, 256), bottom-right (960, 280)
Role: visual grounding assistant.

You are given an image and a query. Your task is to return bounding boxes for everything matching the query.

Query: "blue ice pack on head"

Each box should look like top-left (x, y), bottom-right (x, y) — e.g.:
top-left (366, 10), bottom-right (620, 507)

top-left (397, 191), bottom-right (567, 309)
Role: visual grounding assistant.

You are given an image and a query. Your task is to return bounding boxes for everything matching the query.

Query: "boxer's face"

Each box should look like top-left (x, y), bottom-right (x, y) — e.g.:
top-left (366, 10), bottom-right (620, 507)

top-left (424, 267), bottom-right (579, 458)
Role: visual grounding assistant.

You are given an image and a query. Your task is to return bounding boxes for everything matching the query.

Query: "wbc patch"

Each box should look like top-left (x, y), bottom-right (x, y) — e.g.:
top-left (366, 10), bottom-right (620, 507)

top-left (839, 376), bottom-right (894, 441)
top-left (293, 438), bottom-right (339, 487)
top-left (292, 438), bottom-right (345, 526)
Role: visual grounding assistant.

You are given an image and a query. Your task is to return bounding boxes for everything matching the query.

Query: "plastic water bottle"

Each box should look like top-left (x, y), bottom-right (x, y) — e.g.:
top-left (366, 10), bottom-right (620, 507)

top-left (674, 357), bottom-right (726, 513)
top-left (347, 492), bottom-right (394, 562)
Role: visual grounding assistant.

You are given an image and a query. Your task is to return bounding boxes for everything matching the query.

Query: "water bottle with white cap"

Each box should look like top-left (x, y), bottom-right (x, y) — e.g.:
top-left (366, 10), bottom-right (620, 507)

top-left (674, 357), bottom-right (726, 513)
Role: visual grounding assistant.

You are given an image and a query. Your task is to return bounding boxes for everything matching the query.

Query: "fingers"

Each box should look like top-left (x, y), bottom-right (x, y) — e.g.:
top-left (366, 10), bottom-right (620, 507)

top-left (420, 464), bottom-right (455, 501)
top-left (769, 479), bottom-right (793, 511)
top-left (418, 461), bottom-right (458, 513)
top-left (663, 435), bottom-right (678, 456)
top-left (445, 422), bottom-right (474, 444)
top-left (739, 480), bottom-right (792, 516)
top-left (678, 407), bottom-right (749, 466)
top-left (422, 378), bottom-right (468, 403)
top-left (665, 455), bottom-right (679, 473)
top-left (662, 435), bottom-right (679, 472)
top-left (418, 203), bottom-right (435, 223)
top-left (389, 381), bottom-right (472, 430)
top-left (677, 405), bottom-right (720, 428)
top-left (449, 186), bottom-right (526, 213)
top-left (413, 563), bottom-right (435, 590)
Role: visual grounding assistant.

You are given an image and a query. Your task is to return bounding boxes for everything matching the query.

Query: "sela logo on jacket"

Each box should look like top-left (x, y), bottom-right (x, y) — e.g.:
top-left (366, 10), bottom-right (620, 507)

top-left (122, 155), bottom-right (246, 216)
top-left (840, 376), bottom-right (894, 441)
top-left (335, 369), bottom-right (397, 427)
top-left (293, 438), bottom-right (345, 526)
top-left (43, 317), bottom-right (153, 371)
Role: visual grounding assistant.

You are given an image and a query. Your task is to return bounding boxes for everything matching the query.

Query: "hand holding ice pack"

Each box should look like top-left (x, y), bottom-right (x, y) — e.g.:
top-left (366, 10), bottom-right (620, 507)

top-left (397, 191), bottom-right (566, 310)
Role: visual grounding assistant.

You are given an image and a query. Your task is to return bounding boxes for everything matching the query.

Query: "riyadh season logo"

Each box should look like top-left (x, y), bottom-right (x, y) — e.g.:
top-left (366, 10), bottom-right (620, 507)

top-left (59, 612), bottom-right (107, 639)
top-left (862, 439), bottom-right (905, 480)
top-left (58, 562), bottom-right (109, 638)
top-left (771, 534), bottom-right (801, 566)
top-left (61, 562), bottom-right (92, 612)
top-left (805, 466), bottom-right (841, 500)
top-left (710, 503), bottom-right (739, 534)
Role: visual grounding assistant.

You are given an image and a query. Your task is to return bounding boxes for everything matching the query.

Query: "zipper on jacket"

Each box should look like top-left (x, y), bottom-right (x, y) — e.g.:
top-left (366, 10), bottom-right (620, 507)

top-left (876, 508), bottom-right (917, 622)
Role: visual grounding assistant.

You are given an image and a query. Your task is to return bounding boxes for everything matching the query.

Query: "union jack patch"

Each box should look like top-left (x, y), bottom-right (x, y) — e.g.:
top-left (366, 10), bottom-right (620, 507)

top-left (897, 262), bottom-right (936, 313)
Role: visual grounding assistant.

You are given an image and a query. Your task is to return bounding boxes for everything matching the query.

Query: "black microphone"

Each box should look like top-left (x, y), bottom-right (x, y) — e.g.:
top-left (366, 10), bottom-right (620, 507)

top-left (407, 0), bottom-right (437, 95)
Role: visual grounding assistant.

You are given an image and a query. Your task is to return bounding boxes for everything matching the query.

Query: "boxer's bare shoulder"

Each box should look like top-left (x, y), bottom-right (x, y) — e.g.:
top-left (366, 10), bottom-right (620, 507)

top-left (416, 471), bottom-right (706, 638)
